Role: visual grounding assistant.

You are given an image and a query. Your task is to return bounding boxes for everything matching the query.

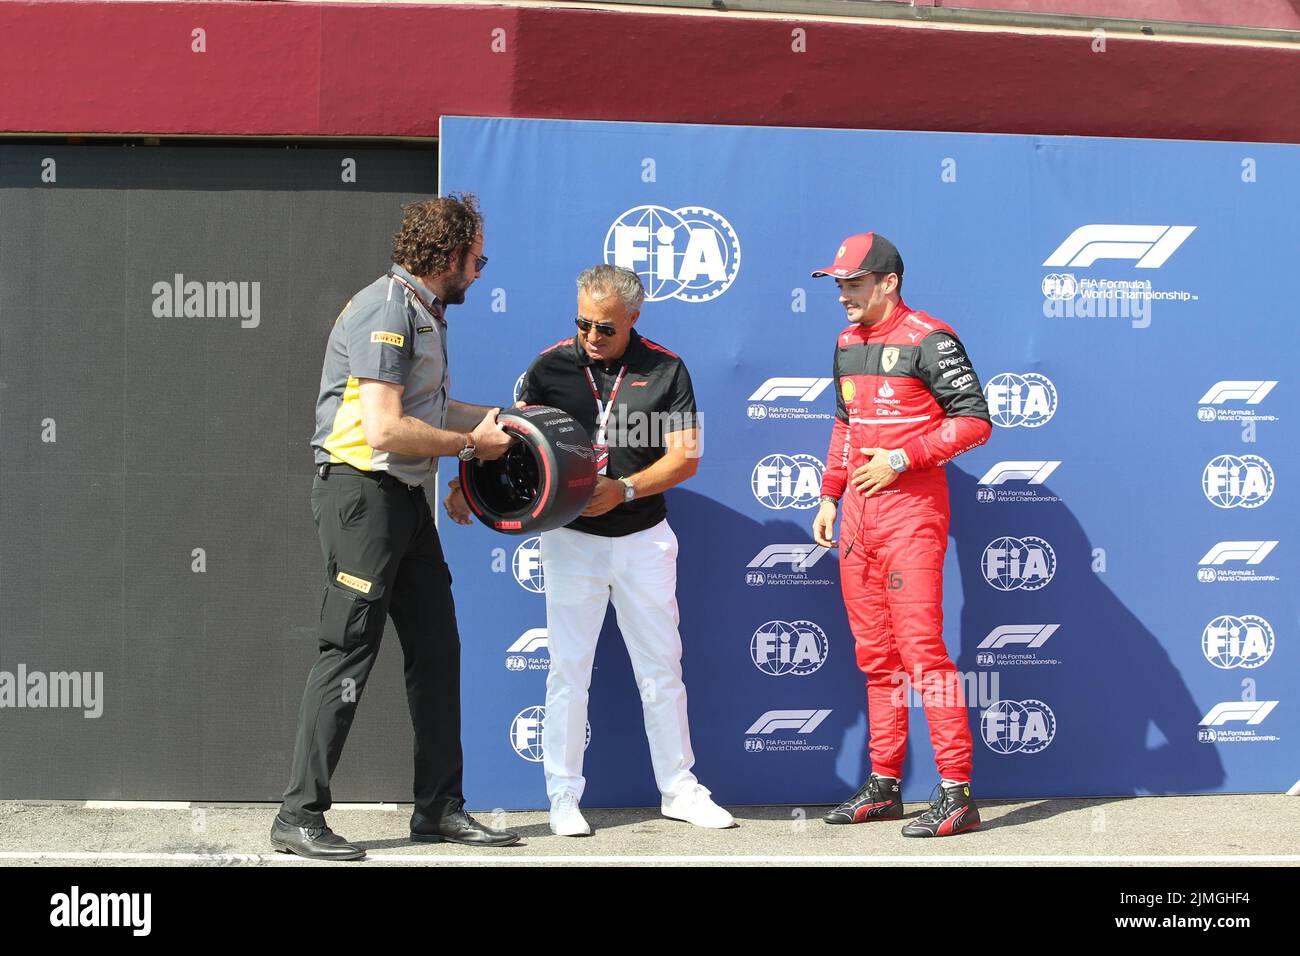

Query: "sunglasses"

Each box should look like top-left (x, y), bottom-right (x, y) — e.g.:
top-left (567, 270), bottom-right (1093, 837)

top-left (473, 253), bottom-right (489, 272)
top-left (575, 316), bottom-right (618, 337)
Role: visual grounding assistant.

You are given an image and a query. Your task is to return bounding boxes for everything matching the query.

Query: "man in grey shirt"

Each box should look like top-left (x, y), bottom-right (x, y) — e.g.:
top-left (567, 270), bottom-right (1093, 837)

top-left (273, 194), bottom-right (517, 860)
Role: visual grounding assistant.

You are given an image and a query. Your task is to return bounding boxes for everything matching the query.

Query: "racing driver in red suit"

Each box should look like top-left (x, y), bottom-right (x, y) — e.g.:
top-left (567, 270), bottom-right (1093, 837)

top-left (810, 233), bottom-right (991, 837)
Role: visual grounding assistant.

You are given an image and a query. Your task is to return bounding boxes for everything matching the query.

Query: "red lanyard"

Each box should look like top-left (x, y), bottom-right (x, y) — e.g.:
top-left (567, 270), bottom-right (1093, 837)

top-left (388, 273), bottom-right (445, 325)
top-left (584, 365), bottom-right (626, 445)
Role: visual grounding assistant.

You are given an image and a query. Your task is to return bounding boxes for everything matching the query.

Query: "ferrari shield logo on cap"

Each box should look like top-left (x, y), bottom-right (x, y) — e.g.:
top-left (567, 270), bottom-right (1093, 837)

top-left (882, 347), bottom-right (899, 373)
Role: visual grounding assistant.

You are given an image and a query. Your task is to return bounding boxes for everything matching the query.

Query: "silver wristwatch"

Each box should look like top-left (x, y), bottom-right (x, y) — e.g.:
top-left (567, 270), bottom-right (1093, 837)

top-left (887, 450), bottom-right (908, 473)
top-left (620, 477), bottom-right (636, 502)
top-left (819, 495), bottom-right (840, 506)
top-left (457, 435), bottom-right (477, 462)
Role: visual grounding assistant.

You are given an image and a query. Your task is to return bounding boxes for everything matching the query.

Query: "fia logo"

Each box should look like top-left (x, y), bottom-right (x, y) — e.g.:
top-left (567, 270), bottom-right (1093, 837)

top-left (750, 620), bottom-right (829, 676)
top-left (509, 706), bottom-right (547, 762)
top-left (1201, 615), bottom-right (1275, 669)
top-left (512, 536), bottom-right (545, 593)
top-left (751, 454), bottom-right (825, 510)
top-left (1202, 455), bottom-right (1274, 509)
top-left (509, 705), bottom-right (590, 762)
top-left (982, 536), bottom-right (1056, 591)
top-left (604, 205), bottom-right (741, 302)
top-left (980, 699), bottom-right (1056, 754)
top-left (984, 373), bottom-right (1058, 428)
top-left (1041, 273), bottom-right (1078, 300)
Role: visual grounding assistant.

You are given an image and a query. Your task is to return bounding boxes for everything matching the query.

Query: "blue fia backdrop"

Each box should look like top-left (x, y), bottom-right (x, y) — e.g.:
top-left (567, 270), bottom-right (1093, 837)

top-left (438, 116), bottom-right (1297, 808)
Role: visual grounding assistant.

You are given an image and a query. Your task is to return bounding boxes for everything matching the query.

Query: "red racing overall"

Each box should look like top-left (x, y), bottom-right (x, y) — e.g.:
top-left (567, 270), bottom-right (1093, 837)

top-left (821, 301), bottom-right (991, 781)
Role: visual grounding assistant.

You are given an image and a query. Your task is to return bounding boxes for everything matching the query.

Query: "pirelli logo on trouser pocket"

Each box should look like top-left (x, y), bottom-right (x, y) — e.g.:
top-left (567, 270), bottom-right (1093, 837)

top-left (336, 571), bottom-right (373, 595)
top-left (370, 331), bottom-right (405, 347)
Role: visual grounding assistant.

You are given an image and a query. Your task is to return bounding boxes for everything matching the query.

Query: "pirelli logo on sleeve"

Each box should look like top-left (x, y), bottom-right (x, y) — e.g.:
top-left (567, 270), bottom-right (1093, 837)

top-left (370, 331), bottom-right (405, 348)
top-left (335, 571), bottom-right (374, 595)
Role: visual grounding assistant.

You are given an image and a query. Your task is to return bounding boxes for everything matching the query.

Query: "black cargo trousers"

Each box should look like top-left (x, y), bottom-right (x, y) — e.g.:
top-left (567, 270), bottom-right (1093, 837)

top-left (279, 464), bottom-right (464, 828)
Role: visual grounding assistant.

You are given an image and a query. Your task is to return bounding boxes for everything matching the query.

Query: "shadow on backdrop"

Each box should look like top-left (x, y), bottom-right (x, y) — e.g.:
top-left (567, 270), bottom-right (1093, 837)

top-left (579, 487), bottom-right (868, 810)
top-left (947, 465), bottom-right (1224, 800)
top-left (577, 469), bottom-right (1225, 811)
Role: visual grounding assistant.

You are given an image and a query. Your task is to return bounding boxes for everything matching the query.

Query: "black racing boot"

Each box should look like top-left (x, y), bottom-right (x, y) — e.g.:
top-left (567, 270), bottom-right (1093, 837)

top-left (823, 773), bottom-right (904, 824)
top-left (901, 781), bottom-right (981, 837)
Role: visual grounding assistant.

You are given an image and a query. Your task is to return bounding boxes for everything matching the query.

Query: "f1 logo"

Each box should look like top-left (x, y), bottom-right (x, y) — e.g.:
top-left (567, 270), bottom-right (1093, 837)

top-left (1198, 381), bottom-right (1277, 405)
top-left (1198, 701), bottom-right (1278, 726)
top-left (978, 461), bottom-right (1061, 486)
top-left (749, 378), bottom-right (834, 403)
top-left (748, 544), bottom-right (831, 572)
top-left (745, 709), bottom-right (832, 735)
top-left (1044, 225), bottom-right (1196, 269)
top-left (978, 624), bottom-right (1060, 650)
top-left (1199, 541), bottom-right (1278, 566)
top-left (506, 628), bottom-right (549, 654)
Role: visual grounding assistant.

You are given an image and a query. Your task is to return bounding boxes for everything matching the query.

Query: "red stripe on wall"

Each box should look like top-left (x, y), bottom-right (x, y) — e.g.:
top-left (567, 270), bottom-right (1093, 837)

top-left (1, 2), bottom-right (1297, 143)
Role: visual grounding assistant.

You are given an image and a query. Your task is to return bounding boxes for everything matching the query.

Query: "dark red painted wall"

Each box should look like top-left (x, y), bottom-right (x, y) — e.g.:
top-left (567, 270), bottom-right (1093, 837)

top-left (1, 1), bottom-right (1297, 143)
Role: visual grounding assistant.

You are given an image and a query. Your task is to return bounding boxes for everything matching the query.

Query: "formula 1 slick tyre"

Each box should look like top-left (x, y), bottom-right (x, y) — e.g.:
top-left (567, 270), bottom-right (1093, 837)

top-left (459, 405), bottom-right (598, 534)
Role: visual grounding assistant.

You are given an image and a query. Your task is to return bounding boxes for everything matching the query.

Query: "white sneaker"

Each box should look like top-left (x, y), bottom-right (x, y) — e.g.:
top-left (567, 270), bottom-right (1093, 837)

top-left (549, 791), bottom-right (591, 836)
top-left (661, 784), bottom-right (735, 829)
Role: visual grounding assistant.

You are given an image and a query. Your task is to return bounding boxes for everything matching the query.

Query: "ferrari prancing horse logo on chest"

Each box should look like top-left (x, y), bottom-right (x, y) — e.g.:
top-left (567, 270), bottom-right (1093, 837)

top-left (881, 347), bottom-right (900, 373)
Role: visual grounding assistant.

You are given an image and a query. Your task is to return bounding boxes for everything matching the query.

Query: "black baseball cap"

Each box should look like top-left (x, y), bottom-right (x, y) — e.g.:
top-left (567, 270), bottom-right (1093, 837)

top-left (811, 233), bottom-right (904, 279)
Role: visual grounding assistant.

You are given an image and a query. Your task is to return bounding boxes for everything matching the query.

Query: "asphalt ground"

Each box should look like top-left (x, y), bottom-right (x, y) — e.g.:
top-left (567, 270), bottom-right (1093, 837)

top-left (1, 794), bottom-right (1297, 866)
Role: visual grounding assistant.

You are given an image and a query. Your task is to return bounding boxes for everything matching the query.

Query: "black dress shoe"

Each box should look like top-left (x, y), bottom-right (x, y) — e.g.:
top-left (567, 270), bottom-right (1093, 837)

top-left (410, 809), bottom-right (520, 847)
top-left (270, 815), bottom-right (366, 861)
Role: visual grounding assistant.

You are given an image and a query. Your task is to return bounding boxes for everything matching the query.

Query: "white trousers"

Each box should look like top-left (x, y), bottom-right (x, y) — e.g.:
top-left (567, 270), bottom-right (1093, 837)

top-left (539, 519), bottom-right (697, 802)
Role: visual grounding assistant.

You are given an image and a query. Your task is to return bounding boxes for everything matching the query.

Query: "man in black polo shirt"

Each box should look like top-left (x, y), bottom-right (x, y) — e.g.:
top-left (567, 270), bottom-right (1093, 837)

top-left (446, 264), bottom-right (732, 836)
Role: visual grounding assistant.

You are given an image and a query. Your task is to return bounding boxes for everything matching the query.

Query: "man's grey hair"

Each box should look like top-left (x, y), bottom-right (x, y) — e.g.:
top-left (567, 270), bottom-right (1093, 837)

top-left (576, 264), bottom-right (645, 313)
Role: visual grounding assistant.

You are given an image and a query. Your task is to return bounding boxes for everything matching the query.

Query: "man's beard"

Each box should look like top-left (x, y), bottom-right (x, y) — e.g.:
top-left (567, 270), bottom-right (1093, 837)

top-left (442, 279), bottom-right (468, 306)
